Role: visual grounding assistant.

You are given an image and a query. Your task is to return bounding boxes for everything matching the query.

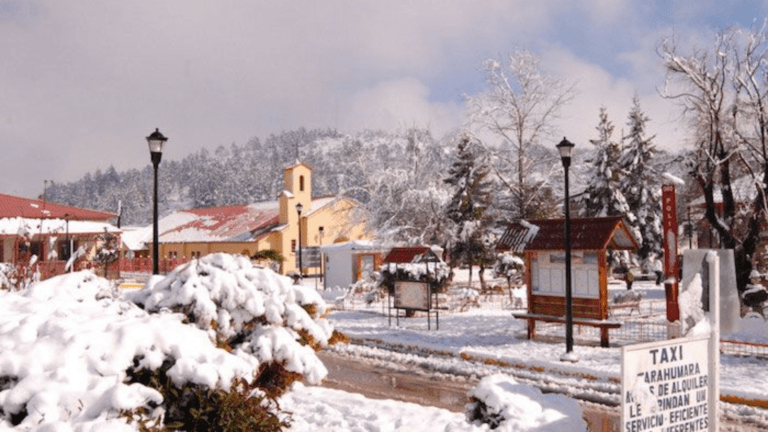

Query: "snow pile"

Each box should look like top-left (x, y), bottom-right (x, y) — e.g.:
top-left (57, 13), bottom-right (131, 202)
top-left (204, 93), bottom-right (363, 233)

top-left (130, 253), bottom-right (332, 384)
top-left (466, 374), bottom-right (586, 431)
top-left (678, 273), bottom-right (711, 336)
top-left (0, 270), bottom-right (255, 430)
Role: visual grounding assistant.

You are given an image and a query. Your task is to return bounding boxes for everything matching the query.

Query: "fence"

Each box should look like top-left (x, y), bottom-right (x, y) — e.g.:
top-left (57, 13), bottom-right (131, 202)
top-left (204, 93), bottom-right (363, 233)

top-left (17, 257), bottom-right (187, 282)
top-left (118, 257), bottom-right (186, 275)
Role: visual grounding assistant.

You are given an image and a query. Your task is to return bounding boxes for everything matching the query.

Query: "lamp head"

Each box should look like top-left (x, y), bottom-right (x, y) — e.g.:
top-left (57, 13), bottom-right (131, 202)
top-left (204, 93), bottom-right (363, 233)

top-left (296, 202), bottom-right (303, 214)
top-left (146, 128), bottom-right (168, 158)
top-left (556, 137), bottom-right (575, 167)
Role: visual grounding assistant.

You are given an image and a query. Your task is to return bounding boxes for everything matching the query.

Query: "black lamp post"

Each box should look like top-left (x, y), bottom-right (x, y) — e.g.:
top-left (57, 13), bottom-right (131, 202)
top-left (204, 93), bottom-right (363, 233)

top-left (296, 202), bottom-right (304, 278)
top-left (556, 137), bottom-right (577, 361)
top-left (146, 128), bottom-right (167, 275)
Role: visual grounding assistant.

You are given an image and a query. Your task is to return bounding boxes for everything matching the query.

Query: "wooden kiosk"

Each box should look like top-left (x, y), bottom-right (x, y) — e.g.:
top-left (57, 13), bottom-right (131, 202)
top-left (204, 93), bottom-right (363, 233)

top-left (497, 216), bottom-right (639, 347)
top-left (382, 247), bottom-right (444, 330)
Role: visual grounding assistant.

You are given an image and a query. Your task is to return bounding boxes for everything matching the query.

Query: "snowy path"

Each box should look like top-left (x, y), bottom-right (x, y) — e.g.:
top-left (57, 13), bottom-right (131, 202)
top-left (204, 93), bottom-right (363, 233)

top-left (326, 303), bottom-right (768, 430)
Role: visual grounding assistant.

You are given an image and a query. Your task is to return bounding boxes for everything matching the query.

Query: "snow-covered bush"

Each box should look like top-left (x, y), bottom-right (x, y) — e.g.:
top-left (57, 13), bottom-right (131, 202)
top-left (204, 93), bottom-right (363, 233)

top-left (379, 260), bottom-right (450, 295)
top-left (492, 253), bottom-right (524, 289)
top-left (0, 263), bottom-right (15, 290)
top-left (457, 287), bottom-right (480, 311)
top-left (130, 253), bottom-right (335, 389)
top-left (0, 253), bottom-right (340, 431)
top-left (466, 374), bottom-right (586, 431)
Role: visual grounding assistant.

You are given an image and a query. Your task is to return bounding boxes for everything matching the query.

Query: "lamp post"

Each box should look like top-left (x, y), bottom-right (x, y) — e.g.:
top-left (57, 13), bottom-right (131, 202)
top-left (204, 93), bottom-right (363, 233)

top-left (556, 137), bottom-right (577, 362)
top-left (296, 202), bottom-right (303, 278)
top-left (146, 128), bottom-right (168, 275)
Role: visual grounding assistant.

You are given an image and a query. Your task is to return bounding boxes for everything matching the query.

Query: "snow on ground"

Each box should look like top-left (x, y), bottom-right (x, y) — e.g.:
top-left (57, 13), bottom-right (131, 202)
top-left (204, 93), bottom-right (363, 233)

top-left (296, 269), bottom-right (768, 431)
top-left (324, 278), bottom-right (768, 403)
top-left (0, 262), bottom-right (591, 432)
top-left (2, 262), bottom-right (768, 431)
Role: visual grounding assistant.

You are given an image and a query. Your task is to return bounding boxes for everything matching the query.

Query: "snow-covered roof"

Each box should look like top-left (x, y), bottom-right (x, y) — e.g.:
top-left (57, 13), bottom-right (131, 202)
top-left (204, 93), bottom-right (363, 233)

top-left (497, 216), bottom-right (638, 252)
top-left (157, 203), bottom-right (280, 244)
top-left (689, 175), bottom-right (760, 207)
top-left (0, 217), bottom-right (119, 236)
top-left (126, 197), bottom-right (349, 249)
top-left (319, 239), bottom-right (379, 252)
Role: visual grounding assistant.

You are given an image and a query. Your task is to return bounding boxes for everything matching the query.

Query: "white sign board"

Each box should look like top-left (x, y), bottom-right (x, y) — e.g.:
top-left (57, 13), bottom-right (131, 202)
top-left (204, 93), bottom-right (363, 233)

top-left (394, 281), bottom-right (430, 311)
top-left (621, 335), bottom-right (716, 432)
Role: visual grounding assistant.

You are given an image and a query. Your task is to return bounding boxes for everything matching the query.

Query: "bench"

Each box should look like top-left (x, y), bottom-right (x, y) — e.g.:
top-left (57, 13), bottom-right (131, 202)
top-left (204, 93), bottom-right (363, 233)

top-left (512, 312), bottom-right (622, 347)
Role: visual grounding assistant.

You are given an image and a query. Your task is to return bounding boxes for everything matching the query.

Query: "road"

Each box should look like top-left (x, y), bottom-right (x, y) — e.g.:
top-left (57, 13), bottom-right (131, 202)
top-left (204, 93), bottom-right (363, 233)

top-left (318, 351), bottom-right (765, 432)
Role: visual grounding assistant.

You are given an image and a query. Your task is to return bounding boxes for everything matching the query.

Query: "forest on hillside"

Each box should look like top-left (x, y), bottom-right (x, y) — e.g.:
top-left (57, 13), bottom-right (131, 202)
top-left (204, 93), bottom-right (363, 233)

top-left (45, 127), bottom-right (459, 227)
top-left (46, 125), bottom-right (684, 227)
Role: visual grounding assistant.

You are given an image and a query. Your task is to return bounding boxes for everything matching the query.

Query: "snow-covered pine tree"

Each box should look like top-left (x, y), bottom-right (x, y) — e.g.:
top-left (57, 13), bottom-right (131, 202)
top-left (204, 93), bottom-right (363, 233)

top-left (444, 133), bottom-right (494, 287)
top-left (578, 107), bottom-right (631, 218)
top-left (578, 107), bottom-right (631, 269)
top-left (620, 96), bottom-right (662, 263)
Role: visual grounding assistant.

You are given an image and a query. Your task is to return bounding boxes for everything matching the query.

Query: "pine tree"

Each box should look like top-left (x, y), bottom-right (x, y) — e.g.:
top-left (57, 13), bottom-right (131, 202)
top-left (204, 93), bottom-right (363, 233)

top-left (620, 96), bottom-right (662, 263)
top-left (578, 107), bottom-right (632, 269)
top-left (444, 133), bottom-right (494, 287)
top-left (578, 107), bottom-right (631, 219)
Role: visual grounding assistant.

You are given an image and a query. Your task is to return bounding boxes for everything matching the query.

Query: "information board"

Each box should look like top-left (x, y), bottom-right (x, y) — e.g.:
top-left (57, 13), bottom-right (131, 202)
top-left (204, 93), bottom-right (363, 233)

top-left (295, 246), bottom-right (322, 269)
top-left (394, 281), bottom-right (430, 311)
top-left (621, 335), bottom-right (715, 432)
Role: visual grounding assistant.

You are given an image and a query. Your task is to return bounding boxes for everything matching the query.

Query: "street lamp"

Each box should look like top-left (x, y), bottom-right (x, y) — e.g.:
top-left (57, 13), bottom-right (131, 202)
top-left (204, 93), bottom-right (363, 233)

top-left (296, 202), bottom-right (303, 278)
top-left (556, 137), bottom-right (577, 362)
top-left (147, 128), bottom-right (168, 275)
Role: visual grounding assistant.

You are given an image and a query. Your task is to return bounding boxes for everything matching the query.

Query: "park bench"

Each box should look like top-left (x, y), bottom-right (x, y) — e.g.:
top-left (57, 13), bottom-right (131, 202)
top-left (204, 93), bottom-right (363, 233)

top-left (511, 312), bottom-right (622, 348)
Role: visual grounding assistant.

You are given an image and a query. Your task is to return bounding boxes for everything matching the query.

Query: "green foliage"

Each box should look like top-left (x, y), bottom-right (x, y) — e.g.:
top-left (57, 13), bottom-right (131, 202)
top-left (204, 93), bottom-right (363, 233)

top-left (124, 358), bottom-right (291, 432)
top-left (444, 134), bottom-right (494, 273)
top-left (251, 249), bottom-right (285, 263)
top-left (466, 398), bottom-right (505, 429)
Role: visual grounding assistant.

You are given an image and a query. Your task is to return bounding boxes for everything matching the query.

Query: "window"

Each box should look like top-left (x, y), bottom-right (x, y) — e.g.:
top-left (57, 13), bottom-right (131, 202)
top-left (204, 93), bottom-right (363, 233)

top-left (58, 240), bottom-right (78, 261)
top-left (18, 241), bottom-right (43, 261)
top-left (191, 251), bottom-right (201, 259)
top-left (299, 175), bottom-right (305, 192)
top-left (291, 239), bottom-right (297, 252)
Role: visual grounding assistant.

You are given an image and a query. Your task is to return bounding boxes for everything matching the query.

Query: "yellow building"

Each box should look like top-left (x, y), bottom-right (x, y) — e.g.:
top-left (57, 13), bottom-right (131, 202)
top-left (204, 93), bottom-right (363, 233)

top-left (136, 162), bottom-right (370, 275)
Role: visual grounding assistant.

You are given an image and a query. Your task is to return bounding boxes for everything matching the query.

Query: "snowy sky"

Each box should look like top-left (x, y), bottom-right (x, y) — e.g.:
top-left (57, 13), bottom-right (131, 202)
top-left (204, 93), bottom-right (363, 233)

top-left (1, 1), bottom-right (765, 198)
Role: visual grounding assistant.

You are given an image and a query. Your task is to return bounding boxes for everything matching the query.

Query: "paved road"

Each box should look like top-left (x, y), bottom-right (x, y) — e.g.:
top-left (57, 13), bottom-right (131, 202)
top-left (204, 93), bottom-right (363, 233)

top-left (318, 351), bottom-right (765, 432)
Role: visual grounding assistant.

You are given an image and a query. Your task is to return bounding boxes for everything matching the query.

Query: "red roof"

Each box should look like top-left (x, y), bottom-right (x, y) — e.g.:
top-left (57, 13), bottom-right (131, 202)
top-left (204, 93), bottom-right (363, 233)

top-left (383, 247), bottom-right (441, 264)
top-left (0, 193), bottom-right (116, 221)
top-left (161, 204), bottom-right (280, 242)
top-left (496, 216), bottom-right (639, 252)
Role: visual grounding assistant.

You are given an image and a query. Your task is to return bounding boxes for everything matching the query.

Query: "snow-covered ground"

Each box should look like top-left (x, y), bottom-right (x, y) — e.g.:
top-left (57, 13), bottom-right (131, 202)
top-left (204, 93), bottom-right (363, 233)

top-left (2, 262), bottom-right (767, 431)
top-left (295, 272), bottom-right (768, 431)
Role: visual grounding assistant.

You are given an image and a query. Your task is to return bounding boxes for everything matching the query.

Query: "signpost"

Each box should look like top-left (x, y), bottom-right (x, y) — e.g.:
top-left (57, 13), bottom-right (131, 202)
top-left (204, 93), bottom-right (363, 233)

top-left (661, 184), bottom-right (680, 323)
top-left (394, 281), bottom-right (430, 311)
top-left (622, 336), bottom-right (715, 432)
top-left (621, 250), bottom-right (720, 432)
top-left (295, 246), bottom-right (322, 269)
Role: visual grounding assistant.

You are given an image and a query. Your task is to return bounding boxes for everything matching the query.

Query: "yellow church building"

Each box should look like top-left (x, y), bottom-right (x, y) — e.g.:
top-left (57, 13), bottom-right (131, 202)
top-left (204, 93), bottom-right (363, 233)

top-left (130, 162), bottom-right (370, 275)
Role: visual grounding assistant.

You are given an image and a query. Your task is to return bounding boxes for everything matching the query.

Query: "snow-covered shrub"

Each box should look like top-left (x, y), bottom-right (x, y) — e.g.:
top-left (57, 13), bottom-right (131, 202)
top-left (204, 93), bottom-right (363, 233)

top-left (93, 229), bottom-right (120, 278)
top-left (379, 260), bottom-right (450, 295)
top-left (457, 287), bottom-right (480, 311)
top-left (0, 263), bottom-right (15, 290)
top-left (130, 253), bottom-right (335, 391)
top-left (0, 270), bottom-right (262, 430)
top-left (493, 253), bottom-right (524, 289)
top-left (466, 374), bottom-right (586, 431)
top-left (0, 254), bottom-right (341, 430)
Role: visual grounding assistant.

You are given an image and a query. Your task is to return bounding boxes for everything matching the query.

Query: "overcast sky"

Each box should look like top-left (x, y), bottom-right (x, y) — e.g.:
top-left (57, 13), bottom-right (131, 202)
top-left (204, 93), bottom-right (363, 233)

top-left (1, 1), bottom-right (764, 199)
